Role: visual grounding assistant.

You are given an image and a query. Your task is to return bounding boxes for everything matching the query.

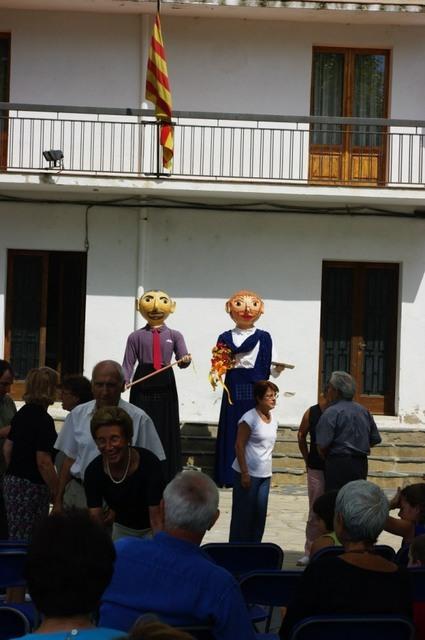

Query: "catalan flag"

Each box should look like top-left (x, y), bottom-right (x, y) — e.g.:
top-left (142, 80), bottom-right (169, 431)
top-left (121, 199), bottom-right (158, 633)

top-left (145, 13), bottom-right (173, 170)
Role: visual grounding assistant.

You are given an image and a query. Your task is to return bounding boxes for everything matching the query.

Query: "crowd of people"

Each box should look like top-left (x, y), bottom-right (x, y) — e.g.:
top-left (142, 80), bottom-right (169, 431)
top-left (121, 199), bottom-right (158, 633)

top-left (1, 355), bottom-right (425, 639)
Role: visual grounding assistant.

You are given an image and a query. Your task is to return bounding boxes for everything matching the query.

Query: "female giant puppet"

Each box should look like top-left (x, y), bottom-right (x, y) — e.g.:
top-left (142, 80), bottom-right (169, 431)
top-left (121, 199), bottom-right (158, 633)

top-left (212, 290), bottom-right (284, 487)
top-left (122, 290), bottom-right (191, 482)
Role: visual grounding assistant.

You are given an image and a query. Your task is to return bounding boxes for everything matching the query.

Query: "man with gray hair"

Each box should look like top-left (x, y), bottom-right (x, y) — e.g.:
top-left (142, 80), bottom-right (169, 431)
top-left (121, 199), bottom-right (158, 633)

top-left (99, 470), bottom-right (256, 639)
top-left (54, 360), bottom-right (164, 510)
top-left (316, 371), bottom-right (381, 491)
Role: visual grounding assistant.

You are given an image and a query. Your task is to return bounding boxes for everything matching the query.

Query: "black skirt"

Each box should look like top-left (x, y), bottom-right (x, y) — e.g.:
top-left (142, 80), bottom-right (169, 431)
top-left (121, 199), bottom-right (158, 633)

top-left (130, 363), bottom-right (182, 483)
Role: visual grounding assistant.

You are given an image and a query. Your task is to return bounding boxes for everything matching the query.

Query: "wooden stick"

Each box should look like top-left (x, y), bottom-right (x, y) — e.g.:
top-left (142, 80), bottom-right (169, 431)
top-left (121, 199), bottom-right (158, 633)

top-left (272, 361), bottom-right (295, 369)
top-left (125, 356), bottom-right (190, 390)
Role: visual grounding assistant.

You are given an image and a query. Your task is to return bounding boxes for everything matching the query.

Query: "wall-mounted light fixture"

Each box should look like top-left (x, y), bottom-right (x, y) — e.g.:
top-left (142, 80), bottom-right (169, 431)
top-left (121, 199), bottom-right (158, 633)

top-left (43, 149), bottom-right (64, 169)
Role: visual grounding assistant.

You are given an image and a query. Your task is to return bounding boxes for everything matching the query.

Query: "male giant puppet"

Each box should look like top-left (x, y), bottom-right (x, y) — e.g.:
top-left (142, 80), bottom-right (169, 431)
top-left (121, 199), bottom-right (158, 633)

top-left (213, 290), bottom-right (284, 487)
top-left (122, 290), bottom-right (191, 482)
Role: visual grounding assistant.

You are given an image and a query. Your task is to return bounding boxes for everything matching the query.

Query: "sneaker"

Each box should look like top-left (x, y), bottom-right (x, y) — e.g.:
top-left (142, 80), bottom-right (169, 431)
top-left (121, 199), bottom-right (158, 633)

top-left (296, 555), bottom-right (310, 567)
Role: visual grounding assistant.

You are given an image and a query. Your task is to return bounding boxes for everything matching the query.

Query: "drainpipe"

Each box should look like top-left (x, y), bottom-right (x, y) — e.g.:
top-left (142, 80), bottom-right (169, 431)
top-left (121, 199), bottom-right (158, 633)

top-left (135, 208), bottom-right (149, 331)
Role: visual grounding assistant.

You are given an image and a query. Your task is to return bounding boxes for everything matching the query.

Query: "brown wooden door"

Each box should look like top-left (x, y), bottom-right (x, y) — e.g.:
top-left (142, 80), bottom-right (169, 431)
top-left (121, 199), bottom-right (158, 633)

top-left (4, 250), bottom-right (87, 400)
top-left (309, 48), bottom-right (389, 186)
top-left (319, 261), bottom-right (398, 415)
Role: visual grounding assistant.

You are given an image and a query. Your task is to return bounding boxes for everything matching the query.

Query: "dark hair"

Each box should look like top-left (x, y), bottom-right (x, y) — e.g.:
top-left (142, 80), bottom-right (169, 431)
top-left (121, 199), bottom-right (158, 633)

top-left (0, 359), bottom-right (14, 378)
top-left (26, 509), bottom-right (116, 617)
top-left (90, 405), bottom-right (133, 441)
top-left (401, 483), bottom-right (425, 524)
top-left (61, 375), bottom-right (93, 404)
top-left (253, 380), bottom-right (279, 403)
top-left (313, 491), bottom-right (338, 532)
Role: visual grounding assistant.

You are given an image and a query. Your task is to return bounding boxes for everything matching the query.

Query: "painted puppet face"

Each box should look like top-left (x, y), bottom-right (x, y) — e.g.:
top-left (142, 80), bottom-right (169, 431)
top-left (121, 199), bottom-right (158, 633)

top-left (225, 290), bottom-right (264, 329)
top-left (138, 290), bottom-right (176, 327)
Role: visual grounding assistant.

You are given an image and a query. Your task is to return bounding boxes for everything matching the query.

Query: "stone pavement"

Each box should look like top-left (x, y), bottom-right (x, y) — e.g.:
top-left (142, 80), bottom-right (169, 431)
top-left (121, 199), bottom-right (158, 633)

top-left (203, 486), bottom-right (401, 569)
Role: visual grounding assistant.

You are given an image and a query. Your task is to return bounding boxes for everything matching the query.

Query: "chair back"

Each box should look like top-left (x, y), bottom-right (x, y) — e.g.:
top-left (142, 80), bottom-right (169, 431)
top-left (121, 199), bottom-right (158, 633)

top-left (201, 542), bottom-right (284, 577)
top-left (310, 544), bottom-right (396, 563)
top-left (289, 615), bottom-right (415, 640)
top-left (0, 550), bottom-right (27, 589)
top-left (0, 606), bottom-right (31, 640)
top-left (239, 570), bottom-right (303, 632)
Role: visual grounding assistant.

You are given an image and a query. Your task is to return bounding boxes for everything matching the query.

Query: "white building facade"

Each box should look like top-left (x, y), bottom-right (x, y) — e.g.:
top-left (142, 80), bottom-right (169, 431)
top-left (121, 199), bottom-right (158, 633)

top-left (0, 0), bottom-right (425, 426)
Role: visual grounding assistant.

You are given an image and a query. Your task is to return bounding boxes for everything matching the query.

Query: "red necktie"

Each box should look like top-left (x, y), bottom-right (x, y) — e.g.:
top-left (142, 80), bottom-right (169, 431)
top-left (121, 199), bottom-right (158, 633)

top-left (152, 329), bottom-right (162, 371)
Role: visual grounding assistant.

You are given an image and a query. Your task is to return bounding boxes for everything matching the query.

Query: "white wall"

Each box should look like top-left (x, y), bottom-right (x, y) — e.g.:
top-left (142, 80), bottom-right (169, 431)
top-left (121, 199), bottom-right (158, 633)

top-left (1, 203), bottom-right (425, 424)
top-left (0, 9), bottom-right (424, 120)
top-left (139, 207), bottom-right (425, 425)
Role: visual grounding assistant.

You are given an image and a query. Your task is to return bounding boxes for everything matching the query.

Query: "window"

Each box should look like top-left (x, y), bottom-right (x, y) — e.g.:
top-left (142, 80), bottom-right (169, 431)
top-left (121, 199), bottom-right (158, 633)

top-left (309, 47), bottom-right (390, 185)
top-left (5, 250), bottom-right (87, 399)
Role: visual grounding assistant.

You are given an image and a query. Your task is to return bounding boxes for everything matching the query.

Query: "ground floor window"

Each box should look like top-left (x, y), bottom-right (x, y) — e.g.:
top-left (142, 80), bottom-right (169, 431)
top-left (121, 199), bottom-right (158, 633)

top-left (4, 249), bottom-right (87, 399)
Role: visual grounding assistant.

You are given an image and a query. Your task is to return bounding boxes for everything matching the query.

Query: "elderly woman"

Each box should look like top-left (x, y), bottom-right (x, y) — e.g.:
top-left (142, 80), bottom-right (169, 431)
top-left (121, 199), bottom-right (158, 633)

top-left (3, 367), bottom-right (59, 541)
top-left (280, 480), bottom-right (413, 638)
top-left (84, 405), bottom-right (164, 540)
top-left (316, 371), bottom-right (381, 491)
top-left (229, 380), bottom-right (279, 543)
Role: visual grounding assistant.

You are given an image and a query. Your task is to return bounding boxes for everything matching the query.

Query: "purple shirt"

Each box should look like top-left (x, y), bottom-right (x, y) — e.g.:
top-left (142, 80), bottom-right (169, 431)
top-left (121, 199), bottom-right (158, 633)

top-left (122, 324), bottom-right (189, 383)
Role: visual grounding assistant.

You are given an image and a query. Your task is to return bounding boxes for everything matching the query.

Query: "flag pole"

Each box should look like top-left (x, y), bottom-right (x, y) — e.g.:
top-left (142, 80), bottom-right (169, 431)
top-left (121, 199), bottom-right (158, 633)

top-left (155, 0), bottom-right (161, 177)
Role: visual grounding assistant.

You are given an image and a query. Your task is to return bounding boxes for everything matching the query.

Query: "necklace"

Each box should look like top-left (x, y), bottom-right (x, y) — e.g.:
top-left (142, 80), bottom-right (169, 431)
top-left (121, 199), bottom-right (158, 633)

top-left (105, 448), bottom-right (131, 484)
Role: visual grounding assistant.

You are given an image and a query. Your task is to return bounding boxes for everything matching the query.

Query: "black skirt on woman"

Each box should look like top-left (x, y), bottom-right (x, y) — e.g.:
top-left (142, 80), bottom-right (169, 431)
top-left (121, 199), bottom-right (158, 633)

top-left (129, 363), bottom-right (181, 483)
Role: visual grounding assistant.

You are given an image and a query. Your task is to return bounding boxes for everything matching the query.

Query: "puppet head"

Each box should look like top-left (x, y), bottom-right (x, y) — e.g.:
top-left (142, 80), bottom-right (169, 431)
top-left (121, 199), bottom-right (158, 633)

top-left (137, 290), bottom-right (176, 327)
top-left (225, 290), bottom-right (264, 329)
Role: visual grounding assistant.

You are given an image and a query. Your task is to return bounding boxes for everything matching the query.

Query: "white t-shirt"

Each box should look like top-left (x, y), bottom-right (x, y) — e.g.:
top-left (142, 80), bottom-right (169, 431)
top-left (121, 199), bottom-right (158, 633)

top-left (232, 407), bottom-right (278, 478)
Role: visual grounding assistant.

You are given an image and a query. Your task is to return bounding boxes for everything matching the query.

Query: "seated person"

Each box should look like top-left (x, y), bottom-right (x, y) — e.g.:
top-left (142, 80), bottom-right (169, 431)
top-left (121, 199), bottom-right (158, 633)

top-left (21, 509), bottom-right (121, 639)
top-left (99, 470), bottom-right (256, 640)
top-left (385, 483), bottom-right (425, 546)
top-left (85, 406), bottom-right (164, 540)
top-left (280, 480), bottom-right (413, 638)
top-left (309, 490), bottom-right (340, 558)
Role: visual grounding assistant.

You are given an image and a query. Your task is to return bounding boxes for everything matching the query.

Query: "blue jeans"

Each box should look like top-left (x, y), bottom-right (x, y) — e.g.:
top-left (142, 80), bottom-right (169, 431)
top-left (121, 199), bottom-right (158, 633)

top-left (229, 472), bottom-right (271, 543)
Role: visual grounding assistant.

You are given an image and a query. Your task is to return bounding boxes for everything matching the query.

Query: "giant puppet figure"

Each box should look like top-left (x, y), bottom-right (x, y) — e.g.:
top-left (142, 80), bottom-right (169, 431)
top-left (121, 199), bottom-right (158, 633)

top-left (122, 290), bottom-right (191, 482)
top-left (212, 290), bottom-right (284, 487)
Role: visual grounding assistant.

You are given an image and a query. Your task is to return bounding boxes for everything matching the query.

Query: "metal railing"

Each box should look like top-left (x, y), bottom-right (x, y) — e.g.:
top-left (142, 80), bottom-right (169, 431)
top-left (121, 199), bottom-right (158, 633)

top-left (1, 103), bottom-right (424, 187)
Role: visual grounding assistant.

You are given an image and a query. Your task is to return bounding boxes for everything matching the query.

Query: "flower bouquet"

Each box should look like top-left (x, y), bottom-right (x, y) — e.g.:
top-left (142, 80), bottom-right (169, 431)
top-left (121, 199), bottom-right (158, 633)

top-left (209, 342), bottom-right (236, 404)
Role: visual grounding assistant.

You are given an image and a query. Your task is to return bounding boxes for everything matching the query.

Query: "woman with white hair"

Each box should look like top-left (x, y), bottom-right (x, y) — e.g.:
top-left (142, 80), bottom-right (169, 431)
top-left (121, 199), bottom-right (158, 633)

top-left (280, 480), bottom-right (412, 638)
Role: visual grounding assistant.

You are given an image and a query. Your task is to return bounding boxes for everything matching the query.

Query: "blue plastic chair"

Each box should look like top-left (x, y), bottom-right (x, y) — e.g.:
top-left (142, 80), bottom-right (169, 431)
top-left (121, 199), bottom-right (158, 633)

top-left (288, 615), bottom-right (415, 640)
top-left (201, 542), bottom-right (284, 577)
top-left (239, 570), bottom-right (303, 633)
top-left (310, 544), bottom-right (396, 563)
top-left (0, 605), bottom-right (31, 640)
top-left (0, 550), bottom-right (27, 589)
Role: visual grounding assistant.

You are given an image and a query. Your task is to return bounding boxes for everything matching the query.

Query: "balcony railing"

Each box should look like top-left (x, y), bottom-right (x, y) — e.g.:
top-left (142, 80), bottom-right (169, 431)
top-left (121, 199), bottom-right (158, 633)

top-left (1, 103), bottom-right (424, 188)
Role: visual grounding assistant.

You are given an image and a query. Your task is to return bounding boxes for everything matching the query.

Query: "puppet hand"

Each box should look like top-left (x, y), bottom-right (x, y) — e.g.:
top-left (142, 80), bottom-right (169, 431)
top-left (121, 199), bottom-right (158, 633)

top-left (178, 354), bottom-right (192, 368)
top-left (274, 364), bottom-right (286, 374)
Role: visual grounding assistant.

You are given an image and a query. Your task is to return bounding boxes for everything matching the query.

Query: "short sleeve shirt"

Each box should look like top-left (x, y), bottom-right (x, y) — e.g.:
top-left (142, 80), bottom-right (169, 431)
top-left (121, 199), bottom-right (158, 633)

top-left (84, 447), bottom-right (164, 529)
top-left (6, 403), bottom-right (57, 484)
top-left (55, 398), bottom-right (165, 479)
top-left (232, 407), bottom-right (278, 478)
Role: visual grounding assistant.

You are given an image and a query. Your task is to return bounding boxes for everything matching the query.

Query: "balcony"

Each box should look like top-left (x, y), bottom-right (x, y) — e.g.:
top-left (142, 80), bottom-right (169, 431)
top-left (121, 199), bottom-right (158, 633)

top-left (1, 103), bottom-right (425, 191)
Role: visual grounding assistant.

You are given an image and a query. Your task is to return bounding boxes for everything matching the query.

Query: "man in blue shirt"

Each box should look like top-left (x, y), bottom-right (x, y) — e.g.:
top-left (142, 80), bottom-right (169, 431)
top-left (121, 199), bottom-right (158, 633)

top-left (99, 471), bottom-right (256, 639)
